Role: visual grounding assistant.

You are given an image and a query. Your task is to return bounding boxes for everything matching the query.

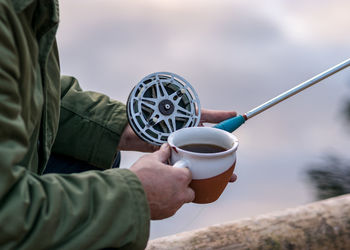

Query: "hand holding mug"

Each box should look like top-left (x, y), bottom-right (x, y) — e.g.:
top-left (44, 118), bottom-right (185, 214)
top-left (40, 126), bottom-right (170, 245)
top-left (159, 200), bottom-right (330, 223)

top-left (168, 127), bottom-right (239, 204)
top-left (130, 144), bottom-right (195, 220)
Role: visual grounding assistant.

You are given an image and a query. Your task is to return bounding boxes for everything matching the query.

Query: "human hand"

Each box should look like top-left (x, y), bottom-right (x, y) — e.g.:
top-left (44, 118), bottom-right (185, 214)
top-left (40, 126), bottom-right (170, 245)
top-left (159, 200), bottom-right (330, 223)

top-left (198, 108), bottom-right (237, 126)
top-left (117, 124), bottom-right (160, 152)
top-left (118, 108), bottom-right (237, 152)
top-left (119, 108), bottom-right (237, 182)
top-left (129, 143), bottom-right (194, 220)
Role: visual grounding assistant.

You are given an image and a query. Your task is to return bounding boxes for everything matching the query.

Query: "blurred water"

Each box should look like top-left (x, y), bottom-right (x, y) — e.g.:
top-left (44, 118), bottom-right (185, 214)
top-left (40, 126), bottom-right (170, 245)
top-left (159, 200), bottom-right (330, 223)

top-left (57, 0), bottom-right (350, 239)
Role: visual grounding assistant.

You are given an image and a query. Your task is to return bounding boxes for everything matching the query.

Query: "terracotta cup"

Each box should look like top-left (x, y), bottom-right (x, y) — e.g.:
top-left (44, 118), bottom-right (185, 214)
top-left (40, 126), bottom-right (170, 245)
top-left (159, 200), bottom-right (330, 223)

top-left (168, 127), bottom-right (239, 204)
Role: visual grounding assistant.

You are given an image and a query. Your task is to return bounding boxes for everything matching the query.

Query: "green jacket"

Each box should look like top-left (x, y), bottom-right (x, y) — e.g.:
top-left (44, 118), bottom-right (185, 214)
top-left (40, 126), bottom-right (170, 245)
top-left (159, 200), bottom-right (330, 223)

top-left (0, 0), bottom-right (150, 249)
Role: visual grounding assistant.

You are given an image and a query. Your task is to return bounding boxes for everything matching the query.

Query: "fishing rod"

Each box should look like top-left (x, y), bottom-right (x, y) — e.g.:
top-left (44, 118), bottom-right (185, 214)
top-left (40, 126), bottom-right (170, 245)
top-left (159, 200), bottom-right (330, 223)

top-left (214, 58), bottom-right (350, 133)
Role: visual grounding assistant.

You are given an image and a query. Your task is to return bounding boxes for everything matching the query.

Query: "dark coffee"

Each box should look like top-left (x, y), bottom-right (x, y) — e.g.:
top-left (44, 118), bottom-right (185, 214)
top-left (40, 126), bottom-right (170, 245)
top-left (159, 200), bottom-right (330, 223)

top-left (179, 143), bottom-right (227, 153)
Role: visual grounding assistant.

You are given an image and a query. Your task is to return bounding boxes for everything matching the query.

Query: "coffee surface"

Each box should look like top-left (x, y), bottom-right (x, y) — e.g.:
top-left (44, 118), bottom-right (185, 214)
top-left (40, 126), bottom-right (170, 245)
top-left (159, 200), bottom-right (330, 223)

top-left (179, 143), bottom-right (227, 153)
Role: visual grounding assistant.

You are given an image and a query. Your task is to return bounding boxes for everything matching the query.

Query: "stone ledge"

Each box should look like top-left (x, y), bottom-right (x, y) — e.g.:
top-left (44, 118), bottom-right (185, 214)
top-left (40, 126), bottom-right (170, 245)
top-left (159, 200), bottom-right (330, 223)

top-left (147, 194), bottom-right (350, 250)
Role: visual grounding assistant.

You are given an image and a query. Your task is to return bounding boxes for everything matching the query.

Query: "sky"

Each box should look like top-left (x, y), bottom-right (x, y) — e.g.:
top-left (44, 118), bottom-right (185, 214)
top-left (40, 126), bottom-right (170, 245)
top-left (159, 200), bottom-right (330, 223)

top-left (57, 0), bottom-right (350, 239)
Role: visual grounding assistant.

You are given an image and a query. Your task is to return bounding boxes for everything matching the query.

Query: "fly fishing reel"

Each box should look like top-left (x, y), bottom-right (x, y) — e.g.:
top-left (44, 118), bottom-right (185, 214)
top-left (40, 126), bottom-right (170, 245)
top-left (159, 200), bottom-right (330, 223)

top-left (127, 72), bottom-right (201, 145)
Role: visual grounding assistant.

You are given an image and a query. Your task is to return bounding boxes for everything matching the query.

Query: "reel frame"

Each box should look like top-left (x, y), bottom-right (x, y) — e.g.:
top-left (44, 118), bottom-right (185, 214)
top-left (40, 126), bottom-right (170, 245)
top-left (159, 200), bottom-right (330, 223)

top-left (127, 72), bottom-right (201, 145)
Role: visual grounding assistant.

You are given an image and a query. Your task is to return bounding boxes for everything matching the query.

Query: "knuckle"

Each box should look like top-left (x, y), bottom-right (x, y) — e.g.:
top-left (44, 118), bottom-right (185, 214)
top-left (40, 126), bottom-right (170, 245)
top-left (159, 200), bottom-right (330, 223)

top-left (178, 173), bottom-right (190, 184)
top-left (185, 189), bottom-right (195, 203)
top-left (176, 168), bottom-right (191, 182)
top-left (178, 189), bottom-right (194, 204)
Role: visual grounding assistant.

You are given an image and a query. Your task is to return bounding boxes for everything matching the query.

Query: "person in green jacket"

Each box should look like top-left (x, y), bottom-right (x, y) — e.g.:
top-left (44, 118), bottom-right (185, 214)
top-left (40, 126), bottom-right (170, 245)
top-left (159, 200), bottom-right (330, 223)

top-left (0, 0), bottom-right (237, 249)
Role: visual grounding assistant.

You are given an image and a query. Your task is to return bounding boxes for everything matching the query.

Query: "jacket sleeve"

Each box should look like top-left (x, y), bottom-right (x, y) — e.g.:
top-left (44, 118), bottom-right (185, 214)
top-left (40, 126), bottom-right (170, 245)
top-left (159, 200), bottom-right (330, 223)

top-left (0, 7), bottom-right (149, 249)
top-left (52, 76), bottom-right (128, 169)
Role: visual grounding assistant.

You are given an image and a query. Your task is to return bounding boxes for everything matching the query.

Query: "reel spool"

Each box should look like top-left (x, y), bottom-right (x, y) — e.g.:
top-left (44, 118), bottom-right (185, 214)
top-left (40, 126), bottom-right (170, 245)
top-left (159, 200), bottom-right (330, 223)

top-left (127, 72), bottom-right (201, 145)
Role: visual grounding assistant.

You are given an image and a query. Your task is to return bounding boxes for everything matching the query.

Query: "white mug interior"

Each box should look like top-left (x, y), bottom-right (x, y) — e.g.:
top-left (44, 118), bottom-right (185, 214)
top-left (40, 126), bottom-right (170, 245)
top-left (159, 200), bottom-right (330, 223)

top-left (168, 127), bottom-right (238, 179)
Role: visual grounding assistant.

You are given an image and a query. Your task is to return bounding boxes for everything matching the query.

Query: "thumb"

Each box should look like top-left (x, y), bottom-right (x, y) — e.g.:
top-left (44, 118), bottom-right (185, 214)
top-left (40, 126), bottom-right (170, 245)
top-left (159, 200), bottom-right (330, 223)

top-left (154, 143), bottom-right (171, 163)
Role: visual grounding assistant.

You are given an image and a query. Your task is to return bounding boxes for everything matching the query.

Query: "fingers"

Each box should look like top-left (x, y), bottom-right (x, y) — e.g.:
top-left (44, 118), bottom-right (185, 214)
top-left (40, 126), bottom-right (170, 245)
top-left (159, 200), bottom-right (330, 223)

top-left (184, 188), bottom-right (195, 203)
top-left (153, 143), bottom-right (171, 163)
top-left (118, 125), bottom-right (160, 152)
top-left (175, 166), bottom-right (192, 185)
top-left (173, 167), bottom-right (194, 204)
top-left (200, 108), bottom-right (237, 123)
top-left (229, 174), bottom-right (237, 183)
top-left (172, 166), bottom-right (193, 203)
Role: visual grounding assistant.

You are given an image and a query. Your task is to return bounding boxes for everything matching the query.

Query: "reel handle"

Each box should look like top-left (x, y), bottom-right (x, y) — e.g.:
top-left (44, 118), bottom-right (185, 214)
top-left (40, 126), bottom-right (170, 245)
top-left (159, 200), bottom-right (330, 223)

top-left (213, 115), bottom-right (246, 133)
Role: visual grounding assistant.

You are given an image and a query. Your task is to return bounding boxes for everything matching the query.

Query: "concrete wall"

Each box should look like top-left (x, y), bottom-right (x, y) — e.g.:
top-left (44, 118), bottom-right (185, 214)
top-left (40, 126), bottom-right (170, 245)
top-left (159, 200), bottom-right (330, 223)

top-left (147, 194), bottom-right (350, 250)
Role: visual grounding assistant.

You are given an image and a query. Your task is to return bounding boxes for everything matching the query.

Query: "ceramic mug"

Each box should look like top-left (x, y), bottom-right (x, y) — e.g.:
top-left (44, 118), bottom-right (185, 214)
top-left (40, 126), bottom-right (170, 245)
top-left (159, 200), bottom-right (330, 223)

top-left (168, 127), bottom-right (239, 204)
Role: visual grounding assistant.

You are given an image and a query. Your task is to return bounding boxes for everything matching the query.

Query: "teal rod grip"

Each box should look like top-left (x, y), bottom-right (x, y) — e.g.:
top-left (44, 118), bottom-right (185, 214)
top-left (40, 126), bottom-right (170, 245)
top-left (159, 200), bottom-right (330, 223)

top-left (213, 115), bottom-right (246, 133)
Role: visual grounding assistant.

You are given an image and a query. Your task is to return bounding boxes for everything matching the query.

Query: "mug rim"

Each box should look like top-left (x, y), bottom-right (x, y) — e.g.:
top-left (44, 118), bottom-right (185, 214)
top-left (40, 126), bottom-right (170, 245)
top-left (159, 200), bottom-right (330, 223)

top-left (167, 127), bottom-right (239, 157)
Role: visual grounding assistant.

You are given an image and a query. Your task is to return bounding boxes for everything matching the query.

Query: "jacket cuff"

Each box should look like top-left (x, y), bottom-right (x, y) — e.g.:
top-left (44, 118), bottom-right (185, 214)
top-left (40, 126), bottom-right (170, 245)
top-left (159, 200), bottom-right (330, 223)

top-left (92, 104), bottom-right (128, 168)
